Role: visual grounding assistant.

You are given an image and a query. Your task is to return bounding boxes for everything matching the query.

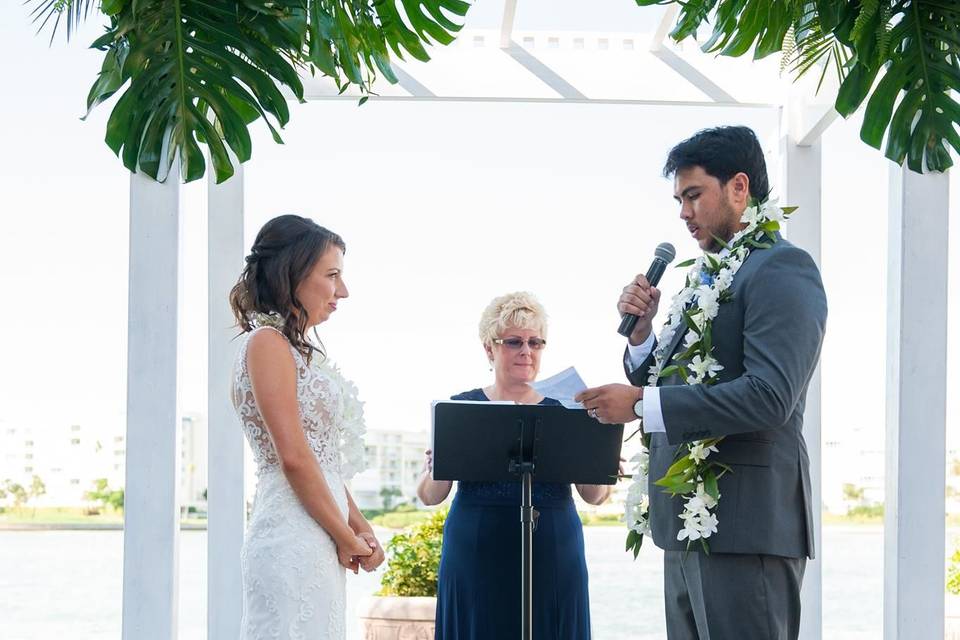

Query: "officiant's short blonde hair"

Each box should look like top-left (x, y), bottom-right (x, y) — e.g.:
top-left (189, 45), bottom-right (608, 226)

top-left (479, 291), bottom-right (548, 347)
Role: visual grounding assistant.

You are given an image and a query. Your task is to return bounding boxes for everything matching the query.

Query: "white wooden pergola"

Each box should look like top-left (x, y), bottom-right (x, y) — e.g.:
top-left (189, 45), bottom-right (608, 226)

top-left (119, 4), bottom-right (949, 639)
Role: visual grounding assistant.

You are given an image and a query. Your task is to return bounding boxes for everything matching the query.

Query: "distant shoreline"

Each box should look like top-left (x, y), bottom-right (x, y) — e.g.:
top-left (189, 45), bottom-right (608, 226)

top-left (0, 522), bottom-right (207, 531)
top-left (0, 522), bottom-right (911, 533)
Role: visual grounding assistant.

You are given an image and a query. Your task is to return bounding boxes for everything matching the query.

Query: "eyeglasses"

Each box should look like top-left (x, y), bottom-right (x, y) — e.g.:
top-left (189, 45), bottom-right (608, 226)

top-left (492, 337), bottom-right (547, 350)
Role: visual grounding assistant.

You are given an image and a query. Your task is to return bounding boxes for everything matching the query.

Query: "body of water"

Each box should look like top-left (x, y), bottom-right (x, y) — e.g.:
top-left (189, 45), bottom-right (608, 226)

top-left (0, 525), bottom-right (941, 639)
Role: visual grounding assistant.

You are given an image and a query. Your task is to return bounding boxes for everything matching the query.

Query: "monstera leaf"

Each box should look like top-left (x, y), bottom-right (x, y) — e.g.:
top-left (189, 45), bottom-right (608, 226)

top-left (28, 0), bottom-right (470, 183)
top-left (639, 0), bottom-right (960, 173)
top-left (836, 0), bottom-right (960, 172)
top-left (84, 0), bottom-right (307, 183)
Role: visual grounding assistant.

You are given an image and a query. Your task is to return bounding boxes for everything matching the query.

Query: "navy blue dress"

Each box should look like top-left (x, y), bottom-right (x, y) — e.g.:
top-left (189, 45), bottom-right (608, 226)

top-left (434, 388), bottom-right (592, 639)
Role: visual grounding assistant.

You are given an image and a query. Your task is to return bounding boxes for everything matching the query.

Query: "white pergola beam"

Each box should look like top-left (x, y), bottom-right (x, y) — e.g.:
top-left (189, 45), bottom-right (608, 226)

top-left (649, 4), bottom-right (737, 104)
top-left (781, 133), bottom-right (823, 640)
top-left (122, 171), bottom-right (182, 640)
top-left (346, 94), bottom-right (761, 107)
top-left (391, 65), bottom-right (436, 97)
top-left (650, 48), bottom-right (738, 104)
top-left (502, 41), bottom-right (587, 100)
top-left (500, 0), bottom-right (518, 49)
top-left (884, 164), bottom-right (948, 640)
top-left (207, 163), bottom-right (246, 640)
top-left (652, 4), bottom-right (678, 49)
top-left (796, 105), bottom-right (840, 147)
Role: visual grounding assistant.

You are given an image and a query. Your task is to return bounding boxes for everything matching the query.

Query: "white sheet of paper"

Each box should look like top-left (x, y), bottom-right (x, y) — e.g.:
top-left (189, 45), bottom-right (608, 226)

top-left (531, 366), bottom-right (588, 409)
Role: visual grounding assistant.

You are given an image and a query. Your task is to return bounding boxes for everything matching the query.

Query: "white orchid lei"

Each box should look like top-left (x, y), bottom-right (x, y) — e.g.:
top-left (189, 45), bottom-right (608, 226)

top-left (250, 311), bottom-right (368, 479)
top-left (624, 198), bottom-right (795, 556)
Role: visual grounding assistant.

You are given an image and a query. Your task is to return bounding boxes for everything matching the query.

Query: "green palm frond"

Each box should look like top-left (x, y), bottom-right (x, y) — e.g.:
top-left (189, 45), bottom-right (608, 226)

top-left (836, 0), bottom-right (960, 172)
top-left (28, 0), bottom-right (101, 42)
top-left (785, 5), bottom-right (853, 93)
top-left (303, 0), bottom-right (469, 89)
top-left (780, 23), bottom-right (797, 74)
top-left (633, 0), bottom-right (718, 42)
top-left (703, 0), bottom-right (796, 60)
top-left (849, 0), bottom-right (880, 44)
top-left (650, 0), bottom-right (960, 173)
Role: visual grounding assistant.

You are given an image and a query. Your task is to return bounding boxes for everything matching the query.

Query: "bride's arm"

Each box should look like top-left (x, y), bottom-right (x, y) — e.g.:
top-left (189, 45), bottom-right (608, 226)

top-left (416, 449), bottom-right (452, 505)
top-left (247, 330), bottom-right (371, 569)
top-left (345, 490), bottom-right (385, 571)
top-left (345, 490), bottom-right (373, 536)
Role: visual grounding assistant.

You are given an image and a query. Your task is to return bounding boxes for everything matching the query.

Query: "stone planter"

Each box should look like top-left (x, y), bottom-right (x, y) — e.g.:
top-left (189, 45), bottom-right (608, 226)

top-left (357, 595), bottom-right (436, 640)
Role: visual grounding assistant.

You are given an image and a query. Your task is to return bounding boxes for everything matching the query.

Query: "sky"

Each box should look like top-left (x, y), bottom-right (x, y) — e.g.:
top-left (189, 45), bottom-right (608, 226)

top-left (0, 1), bottom-right (958, 493)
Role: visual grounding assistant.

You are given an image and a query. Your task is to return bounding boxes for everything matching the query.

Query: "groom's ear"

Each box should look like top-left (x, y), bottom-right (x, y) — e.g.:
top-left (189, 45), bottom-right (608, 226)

top-left (727, 172), bottom-right (751, 208)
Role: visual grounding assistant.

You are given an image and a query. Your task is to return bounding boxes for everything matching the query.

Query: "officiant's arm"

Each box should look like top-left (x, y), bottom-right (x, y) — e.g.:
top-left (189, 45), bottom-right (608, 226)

top-left (416, 449), bottom-right (452, 505)
top-left (659, 247), bottom-right (827, 444)
top-left (575, 483), bottom-right (612, 505)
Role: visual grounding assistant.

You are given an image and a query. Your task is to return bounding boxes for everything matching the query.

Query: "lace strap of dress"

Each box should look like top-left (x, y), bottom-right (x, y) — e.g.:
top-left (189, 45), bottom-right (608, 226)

top-left (241, 326), bottom-right (303, 373)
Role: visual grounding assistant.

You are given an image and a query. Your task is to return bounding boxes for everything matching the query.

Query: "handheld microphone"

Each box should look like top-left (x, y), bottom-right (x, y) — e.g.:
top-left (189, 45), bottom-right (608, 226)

top-left (617, 242), bottom-right (676, 338)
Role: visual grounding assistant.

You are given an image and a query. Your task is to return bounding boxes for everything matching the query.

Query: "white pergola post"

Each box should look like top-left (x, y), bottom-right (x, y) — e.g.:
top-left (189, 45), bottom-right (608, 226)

top-left (122, 171), bottom-right (183, 640)
top-left (781, 130), bottom-right (823, 640)
top-left (884, 164), bottom-right (948, 640)
top-left (207, 164), bottom-right (246, 639)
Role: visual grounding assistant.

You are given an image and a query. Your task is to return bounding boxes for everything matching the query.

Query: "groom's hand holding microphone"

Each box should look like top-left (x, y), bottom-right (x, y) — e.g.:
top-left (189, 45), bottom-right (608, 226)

top-left (617, 241), bottom-right (672, 344)
top-left (575, 268), bottom-right (663, 424)
top-left (618, 273), bottom-right (662, 345)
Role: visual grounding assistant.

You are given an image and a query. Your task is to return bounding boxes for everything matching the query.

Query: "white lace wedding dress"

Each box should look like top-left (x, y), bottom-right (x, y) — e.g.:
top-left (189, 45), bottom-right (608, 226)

top-left (232, 325), bottom-right (367, 640)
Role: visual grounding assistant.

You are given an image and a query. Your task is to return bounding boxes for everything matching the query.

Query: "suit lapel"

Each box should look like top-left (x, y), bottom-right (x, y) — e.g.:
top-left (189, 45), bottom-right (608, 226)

top-left (663, 319), bottom-right (689, 369)
top-left (654, 317), bottom-right (690, 387)
top-left (661, 238), bottom-right (782, 381)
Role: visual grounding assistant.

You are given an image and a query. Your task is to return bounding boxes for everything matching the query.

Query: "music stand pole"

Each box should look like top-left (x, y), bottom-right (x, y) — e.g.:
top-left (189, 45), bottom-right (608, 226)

top-left (509, 416), bottom-right (538, 640)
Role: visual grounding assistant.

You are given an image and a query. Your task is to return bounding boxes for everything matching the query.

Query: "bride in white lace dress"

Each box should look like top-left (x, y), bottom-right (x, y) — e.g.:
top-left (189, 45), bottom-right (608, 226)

top-left (229, 215), bottom-right (384, 640)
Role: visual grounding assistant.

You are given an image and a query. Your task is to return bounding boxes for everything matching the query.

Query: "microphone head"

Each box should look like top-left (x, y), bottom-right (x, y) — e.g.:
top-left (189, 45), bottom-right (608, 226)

top-left (655, 242), bottom-right (676, 264)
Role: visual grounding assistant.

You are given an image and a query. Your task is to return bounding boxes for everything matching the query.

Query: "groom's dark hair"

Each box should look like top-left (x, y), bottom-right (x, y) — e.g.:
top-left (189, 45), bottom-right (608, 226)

top-left (663, 125), bottom-right (770, 201)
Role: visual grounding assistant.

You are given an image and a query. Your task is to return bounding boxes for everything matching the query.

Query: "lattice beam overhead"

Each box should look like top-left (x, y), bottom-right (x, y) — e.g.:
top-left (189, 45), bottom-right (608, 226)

top-left (297, 29), bottom-right (773, 106)
top-left (648, 5), bottom-right (738, 104)
top-left (501, 0), bottom-right (518, 49)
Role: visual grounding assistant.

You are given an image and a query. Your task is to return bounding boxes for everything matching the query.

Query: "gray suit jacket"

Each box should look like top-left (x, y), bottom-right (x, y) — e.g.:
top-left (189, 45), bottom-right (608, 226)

top-left (625, 236), bottom-right (826, 558)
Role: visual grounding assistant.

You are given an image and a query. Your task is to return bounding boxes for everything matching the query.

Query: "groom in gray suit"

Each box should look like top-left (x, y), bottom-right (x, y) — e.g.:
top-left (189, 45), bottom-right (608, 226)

top-left (577, 126), bottom-right (826, 639)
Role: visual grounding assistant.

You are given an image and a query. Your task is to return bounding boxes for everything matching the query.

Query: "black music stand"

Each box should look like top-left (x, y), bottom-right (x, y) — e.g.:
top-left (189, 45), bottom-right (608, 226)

top-left (431, 401), bottom-right (623, 640)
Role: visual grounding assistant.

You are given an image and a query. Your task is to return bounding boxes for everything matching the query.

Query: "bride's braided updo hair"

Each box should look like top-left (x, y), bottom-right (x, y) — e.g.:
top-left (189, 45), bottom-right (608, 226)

top-left (229, 214), bottom-right (345, 363)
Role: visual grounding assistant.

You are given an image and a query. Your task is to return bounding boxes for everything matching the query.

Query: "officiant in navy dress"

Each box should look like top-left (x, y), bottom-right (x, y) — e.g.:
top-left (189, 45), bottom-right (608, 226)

top-left (417, 291), bottom-right (611, 640)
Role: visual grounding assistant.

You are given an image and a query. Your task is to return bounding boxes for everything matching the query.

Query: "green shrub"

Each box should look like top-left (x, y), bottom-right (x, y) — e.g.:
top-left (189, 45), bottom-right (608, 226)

top-left (578, 511), bottom-right (623, 526)
top-left (378, 509), bottom-right (447, 597)
top-left (949, 546), bottom-right (960, 595)
top-left (846, 504), bottom-right (884, 519)
top-left (372, 510), bottom-right (433, 529)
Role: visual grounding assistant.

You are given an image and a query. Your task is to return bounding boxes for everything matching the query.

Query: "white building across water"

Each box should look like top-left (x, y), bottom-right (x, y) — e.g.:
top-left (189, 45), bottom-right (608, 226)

top-left (0, 414), bottom-right (207, 509)
top-left (351, 429), bottom-right (430, 510)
